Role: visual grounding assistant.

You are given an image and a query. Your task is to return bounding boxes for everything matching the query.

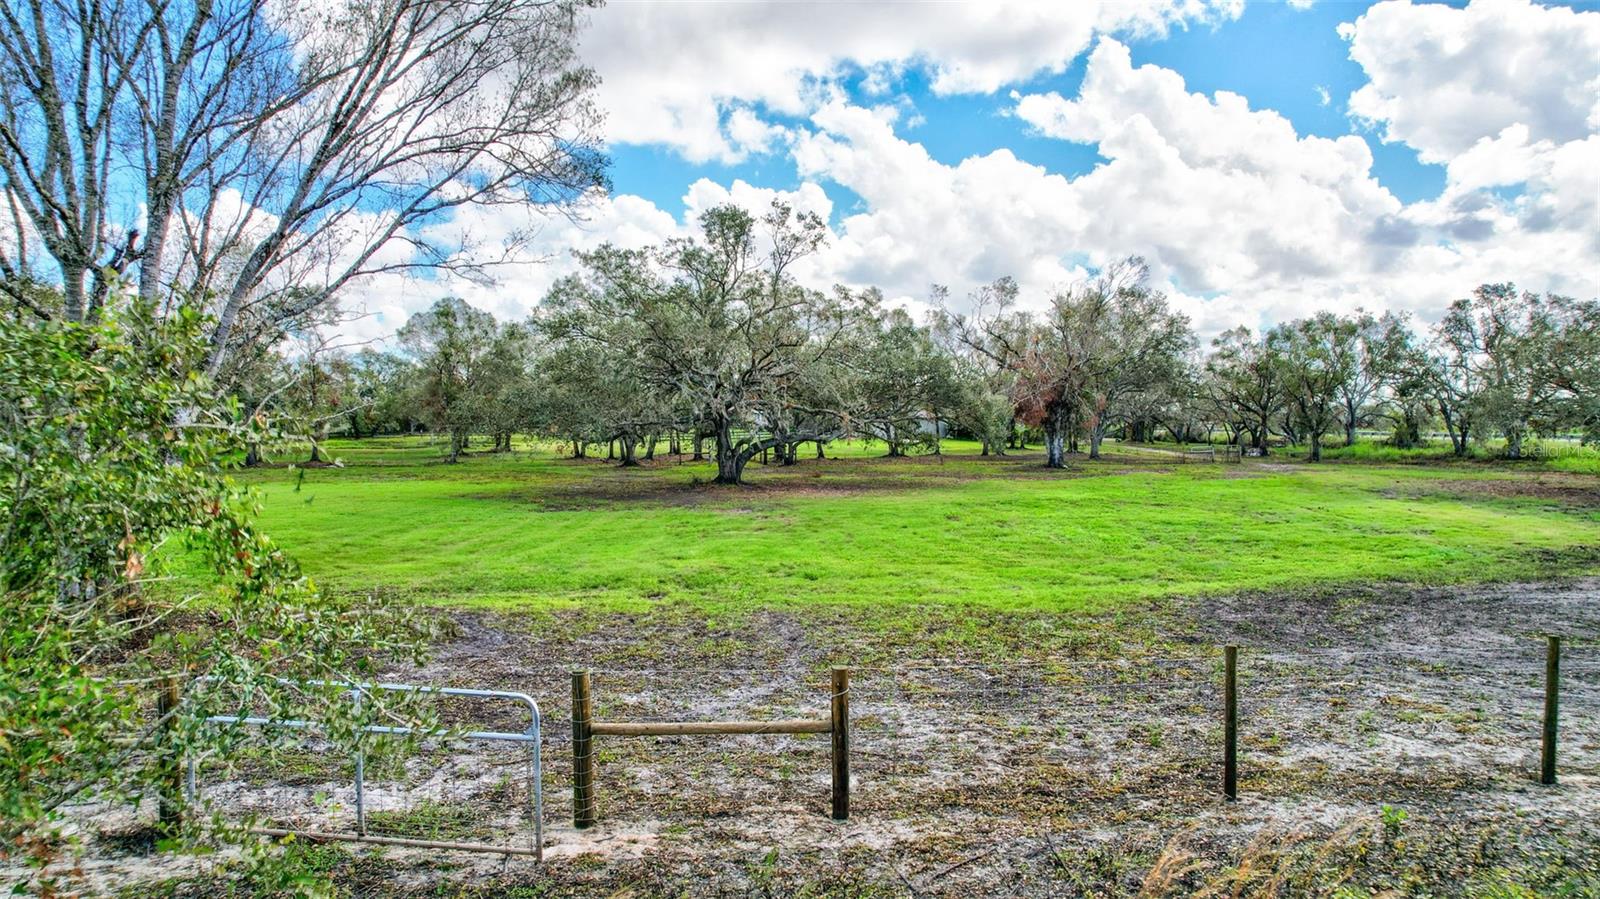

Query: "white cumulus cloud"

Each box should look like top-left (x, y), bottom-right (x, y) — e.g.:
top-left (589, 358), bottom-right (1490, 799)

top-left (337, 0), bottom-right (1600, 346)
top-left (782, 35), bottom-right (1598, 336)
top-left (579, 0), bottom-right (1244, 163)
top-left (1341, 0), bottom-right (1600, 162)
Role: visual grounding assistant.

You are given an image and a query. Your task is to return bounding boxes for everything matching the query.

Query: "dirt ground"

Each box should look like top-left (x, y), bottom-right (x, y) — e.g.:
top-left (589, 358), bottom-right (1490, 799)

top-left (486, 449), bottom-right (1171, 510)
top-left (32, 579), bottom-right (1600, 896)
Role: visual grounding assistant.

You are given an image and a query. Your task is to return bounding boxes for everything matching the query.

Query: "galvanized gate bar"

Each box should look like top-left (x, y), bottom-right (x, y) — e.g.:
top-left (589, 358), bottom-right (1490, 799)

top-left (249, 827), bottom-right (543, 857)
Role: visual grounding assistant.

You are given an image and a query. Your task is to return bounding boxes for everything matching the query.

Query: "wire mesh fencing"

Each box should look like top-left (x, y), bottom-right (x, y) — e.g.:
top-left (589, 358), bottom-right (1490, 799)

top-left (540, 638), bottom-right (1593, 836)
top-left (101, 635), bottom-right (1593, 862)
top-left (185, 681), bottom-right (544, 857)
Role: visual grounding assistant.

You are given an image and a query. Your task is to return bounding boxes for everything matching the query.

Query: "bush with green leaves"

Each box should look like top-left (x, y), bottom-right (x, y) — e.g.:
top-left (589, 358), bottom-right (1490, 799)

top-left (0, 294), bottom-right (434, 876)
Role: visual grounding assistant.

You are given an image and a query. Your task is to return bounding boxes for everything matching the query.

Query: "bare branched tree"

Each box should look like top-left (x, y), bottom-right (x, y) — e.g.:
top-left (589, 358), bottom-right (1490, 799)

top-left (1, 0), bottom-right (604, 376)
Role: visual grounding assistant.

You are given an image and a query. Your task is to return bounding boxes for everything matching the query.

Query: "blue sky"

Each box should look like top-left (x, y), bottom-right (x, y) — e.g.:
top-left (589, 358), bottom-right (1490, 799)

top-left (607, 1), bottom-right (1452, 220)
top-left (350, 0), bottom-right (1599, 343)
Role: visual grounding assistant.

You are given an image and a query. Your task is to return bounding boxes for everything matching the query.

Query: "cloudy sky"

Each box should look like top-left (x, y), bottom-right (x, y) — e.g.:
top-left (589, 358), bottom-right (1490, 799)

top-left (352, 0), bottom-right (1600, 344)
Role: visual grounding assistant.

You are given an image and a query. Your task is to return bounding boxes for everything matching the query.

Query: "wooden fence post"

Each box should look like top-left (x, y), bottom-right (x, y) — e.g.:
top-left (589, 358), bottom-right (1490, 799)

top-left (1224, 645), bottom-right (1238, 801)
top-left (572, 670), bottom-right (596, 828)
top-left (156, 676), bottom-right (182, 830)
top-left (831, 666), bottom-right (850, 821)
top-left (1542, 635), bottom-right (1560, 785)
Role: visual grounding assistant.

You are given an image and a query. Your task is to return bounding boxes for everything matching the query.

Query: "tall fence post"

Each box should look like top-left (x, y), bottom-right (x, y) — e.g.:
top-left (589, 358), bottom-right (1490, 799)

top-left (1223, 645), bottom-right (1238, 801)
top-left (1542, 635), bottom-right (1560, 785)
top-left (351, 687), bottom-right (366, 835)
top-left (572, 670), bottom-right (596, 828)
top-left (156, 676), bottom-right (182, 830)
top-left (831, 666), bottom-right (850, 821)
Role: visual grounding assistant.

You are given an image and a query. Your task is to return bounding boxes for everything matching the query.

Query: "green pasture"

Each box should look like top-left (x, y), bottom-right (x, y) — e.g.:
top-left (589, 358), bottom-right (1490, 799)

top-left (196, 436), bottom-right (1600, 613)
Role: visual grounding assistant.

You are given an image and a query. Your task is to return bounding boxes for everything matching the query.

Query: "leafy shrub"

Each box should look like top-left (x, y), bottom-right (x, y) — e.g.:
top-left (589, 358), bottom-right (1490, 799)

top-left (0, 295), bottom-right (434, 882)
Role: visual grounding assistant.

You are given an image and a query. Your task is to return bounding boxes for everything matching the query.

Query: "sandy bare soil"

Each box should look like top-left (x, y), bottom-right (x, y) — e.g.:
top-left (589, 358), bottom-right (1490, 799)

top-left (26, 580), bottom-right (1600, 896)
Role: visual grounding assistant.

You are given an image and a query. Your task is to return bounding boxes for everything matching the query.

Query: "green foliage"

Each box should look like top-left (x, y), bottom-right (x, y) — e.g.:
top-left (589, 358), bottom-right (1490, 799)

top-left (999, 258), bottom-right (1195, 466)
top-left (345, 349), bottom-right (422, 439)
top-left (529, 327), bottom-right (666, 464)
top-left (364, 801), bottom-right (492, 842)
top-left (1379, 804), bottom-right (1409, 841)
top-left (0, 296), bottom-right (434, 877)
top-left (845, 304), bottom-right (960, 456)
top-left (1270, 312), bottom-right (1359, 462)
top-left (396, 297), bottom-right (506, 462)
top-left (1433, 285), bottom-right (1599, 459)
top-left (144, 838), bottom-right (351, 898)
top-left (934, 277), bottom-right (1031, 455)
top-left (1204, 325), bottom-right (1284, 453)
top-left (1543, 446), bottom-right (1600, 475)
top-left (1308, 437), bottom-right (1600, 472)
top-left (277, 276), bottom-right (1593, 480)
top-left (540, 201), bottom-right (859, 483)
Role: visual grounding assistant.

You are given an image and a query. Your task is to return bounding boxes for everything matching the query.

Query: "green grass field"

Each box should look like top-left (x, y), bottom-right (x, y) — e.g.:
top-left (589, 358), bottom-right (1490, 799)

top-left (213, 436), bottom-right (1600, 613)
top-left (148, 435), bottom-right (1600, 897)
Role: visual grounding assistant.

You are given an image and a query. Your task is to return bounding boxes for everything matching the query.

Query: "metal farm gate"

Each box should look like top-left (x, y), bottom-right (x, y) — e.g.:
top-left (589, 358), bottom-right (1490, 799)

top-left (188, 680), bottom-right (544, 858)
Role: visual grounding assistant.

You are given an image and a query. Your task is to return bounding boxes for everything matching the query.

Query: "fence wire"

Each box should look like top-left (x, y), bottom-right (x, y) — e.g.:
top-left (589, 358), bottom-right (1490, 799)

top-left (71, 638), bottom-right (1595, 864)
top-left (185, 682), bottom-right (544, 857)
top-left (544, 642), bottom-right (1597, 837)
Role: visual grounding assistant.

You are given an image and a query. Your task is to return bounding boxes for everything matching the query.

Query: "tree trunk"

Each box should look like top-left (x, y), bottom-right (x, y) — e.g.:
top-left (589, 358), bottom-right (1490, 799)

top-left (1441, 405), bottom-right (1468, 456)
top-left (1043, 405), bottom-right (1068, 469)
top-left (309, 419), bottom-right (329, 463)
top-left (1308, 429), bottom-right (1322, 462)
top-left (448, 430), bottom-right (466, 463)
top-left (244, 442), bottom-right (262, 467)
top-left (1344, 397), bottom-right (1358, 446)
top-left (644, 433), bottom-right (658, 461)
top-left (782, 442), bottom-right (798, 465)
top-left (1505, 426), bottom-right (1525, 460)
top-left (712, 417), bottom-right (741, 484)
top-left (618, 434), bottom-right (640, 467)
top-left (815, 439), bottom-right (826, 459)
top-left (693, 432), bottom-right (705, 462)
top-left (1088, 422), bottom-right (1106, 460)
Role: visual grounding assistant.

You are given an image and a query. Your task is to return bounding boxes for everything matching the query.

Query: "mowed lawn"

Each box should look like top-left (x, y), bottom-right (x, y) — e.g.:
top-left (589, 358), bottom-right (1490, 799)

top-left (220, 437), bottom-right (1600, 613)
